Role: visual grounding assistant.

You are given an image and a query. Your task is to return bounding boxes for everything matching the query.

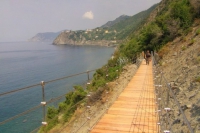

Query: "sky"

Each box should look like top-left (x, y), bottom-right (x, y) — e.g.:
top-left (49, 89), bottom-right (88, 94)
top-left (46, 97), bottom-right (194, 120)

top-left (0, 0), bottom-right (161, 42)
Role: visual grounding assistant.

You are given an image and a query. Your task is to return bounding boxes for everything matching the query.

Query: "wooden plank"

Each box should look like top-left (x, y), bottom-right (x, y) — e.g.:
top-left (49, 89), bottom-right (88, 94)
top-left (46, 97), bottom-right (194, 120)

top-left (91, 61), bottom-right (158, 133)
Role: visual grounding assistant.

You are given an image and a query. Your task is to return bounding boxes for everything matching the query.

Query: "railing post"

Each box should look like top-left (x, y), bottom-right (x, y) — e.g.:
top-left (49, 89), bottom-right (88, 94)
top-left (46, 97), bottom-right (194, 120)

top-left (164, 108), bottom-right (171, 132)
top-left (106, 66), bottom-right (109, 81)
top-left (105, 91), bottom-right (109, 110)
top-left (87, 70), bottom-right (91, 85)
top-left (116, 70), bottom-right (119, 79)
top-left (87, 93), bottom-right (91, 131)
top-left (87, 70), bottom-right (90, 81)
top-left (40, 81), bottom-right (47, 126)
top-left (166, 83), bottom-right (170, 107)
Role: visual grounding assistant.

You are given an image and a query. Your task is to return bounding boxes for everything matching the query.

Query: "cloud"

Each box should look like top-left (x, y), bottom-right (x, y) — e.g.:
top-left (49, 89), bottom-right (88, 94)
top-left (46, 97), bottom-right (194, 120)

top-left (83, 11), bottom-right (94, 19)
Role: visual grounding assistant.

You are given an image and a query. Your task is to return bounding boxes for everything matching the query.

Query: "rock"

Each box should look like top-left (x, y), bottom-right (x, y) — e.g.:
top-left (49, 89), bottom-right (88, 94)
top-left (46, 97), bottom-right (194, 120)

top-left (162, 62), bottom-right (166, 66)
top-left (171, 86), bottom-right (179, 90)
top-left (177, 77), bottom-right (185, 83)
top-left (170, 81), bottom-right (175, 86)
top-left (179, 87), bottom-right (183, 91)
top-left (173, 52), bottom-right (178, 56)
top-left (188, 83), bottom-right (195, 91)
top-left (181, 105), bottom-right (188, 111)
top-left (190, 65), bottom-right (198, 72)
top-left (173, 118), bottom-right (180, 124)
top-left (182, 65), bottom-right (188, 69)
top-left (187, 105), bottom-right (192, 109)
top-left (196, 117), bottom-right (200, 122)
top-left (188, 93), bottom-right (196, 100)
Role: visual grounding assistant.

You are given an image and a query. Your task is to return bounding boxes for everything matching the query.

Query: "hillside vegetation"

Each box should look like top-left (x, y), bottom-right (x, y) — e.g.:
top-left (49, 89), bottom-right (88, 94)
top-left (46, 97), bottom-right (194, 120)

top-left (119, 0), bottom-right (197, 60)
top-left (40, 0), bottom-right (200, 132)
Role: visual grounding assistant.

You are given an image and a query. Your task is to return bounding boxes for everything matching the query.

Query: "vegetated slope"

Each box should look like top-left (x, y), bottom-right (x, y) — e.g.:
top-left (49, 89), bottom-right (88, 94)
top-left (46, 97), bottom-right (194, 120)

top-left (100, 15), bottom-right (130, 28)
top-left (108, 3), bottom-right (158, 40)
top-left (53, 4), bottom-right (158, 45)
top-left (28, 32), bottom-right (61, 42)
top-left (119, 0), bottom-right (198, 60)
top-left (118, 0), bottom-right (200, 132)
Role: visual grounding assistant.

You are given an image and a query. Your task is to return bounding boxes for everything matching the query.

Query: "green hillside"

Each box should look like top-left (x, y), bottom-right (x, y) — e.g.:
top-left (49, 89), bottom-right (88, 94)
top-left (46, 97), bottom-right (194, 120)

top-left (62, 4), bottom-right (158, 42)
top-left (120, 0), bottom-right (198, 59)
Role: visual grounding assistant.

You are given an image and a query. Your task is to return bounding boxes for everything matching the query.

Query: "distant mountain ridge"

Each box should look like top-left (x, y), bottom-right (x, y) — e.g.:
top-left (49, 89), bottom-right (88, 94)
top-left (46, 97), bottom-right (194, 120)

top-left (101, 15), bottom-right (130, 28)
top-left (28, 32), bottom-right (61, 42)
top-left (53, 4), bottom-right (158, 45)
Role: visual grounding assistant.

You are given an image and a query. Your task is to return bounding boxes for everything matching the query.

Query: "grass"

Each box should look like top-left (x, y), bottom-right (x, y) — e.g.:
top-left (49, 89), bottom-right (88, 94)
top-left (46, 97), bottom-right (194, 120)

top-left (188, 39), bottom-right (195, 46)
top-left (194, 76), bottom-right (200, 82)
top-left (196, 29), bottom-right (200, 35)
top-left (181, 46), bottom-right (186, 51)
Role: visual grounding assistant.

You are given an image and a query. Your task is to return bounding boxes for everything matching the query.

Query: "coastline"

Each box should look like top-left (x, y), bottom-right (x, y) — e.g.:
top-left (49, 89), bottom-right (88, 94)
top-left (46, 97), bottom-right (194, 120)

top-left (52, 40), bottom-right (120, 47)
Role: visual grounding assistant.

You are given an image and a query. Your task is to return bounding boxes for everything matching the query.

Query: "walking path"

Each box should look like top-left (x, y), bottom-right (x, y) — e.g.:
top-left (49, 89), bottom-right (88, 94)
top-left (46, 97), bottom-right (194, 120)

top-left (91, 60), bottom-right (158, 133)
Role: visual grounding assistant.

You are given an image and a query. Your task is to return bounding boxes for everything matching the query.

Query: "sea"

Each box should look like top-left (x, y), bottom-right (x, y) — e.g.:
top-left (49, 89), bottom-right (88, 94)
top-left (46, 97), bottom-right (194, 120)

top-left (0, 41), bottom-right (114, 133)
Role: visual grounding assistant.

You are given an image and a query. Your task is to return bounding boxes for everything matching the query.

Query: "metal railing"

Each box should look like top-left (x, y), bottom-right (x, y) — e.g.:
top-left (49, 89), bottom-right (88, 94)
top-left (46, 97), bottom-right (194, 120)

top-left (0, 54), bottom-right (143, 133)
top-left (0, 69), bottom-right (96, 131)
top-left (152, 52), bottom-right (194, 133)
top-left (51, 56), bottom-right (142, 133)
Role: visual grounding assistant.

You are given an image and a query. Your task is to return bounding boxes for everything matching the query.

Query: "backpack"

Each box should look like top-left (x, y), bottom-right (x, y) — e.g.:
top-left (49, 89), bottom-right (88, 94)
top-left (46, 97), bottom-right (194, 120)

top-left (146, 52), bottom-right (151, 58)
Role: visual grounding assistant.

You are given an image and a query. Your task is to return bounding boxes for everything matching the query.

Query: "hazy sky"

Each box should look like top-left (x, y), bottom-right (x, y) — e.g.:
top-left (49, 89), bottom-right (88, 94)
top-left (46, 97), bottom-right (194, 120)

top-left (0, 0), bottom-right (161, 42)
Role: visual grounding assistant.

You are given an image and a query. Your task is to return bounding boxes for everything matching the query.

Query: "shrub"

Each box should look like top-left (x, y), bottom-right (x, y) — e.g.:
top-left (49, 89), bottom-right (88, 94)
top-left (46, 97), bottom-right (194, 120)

top-left (196, 29), bottom-right (200, 35)
top-left (158, 43), bottom-right (170, 59)
top-left (171, 0), bottom-right (194, 29)
top-left (91, 77), bottom-right (106, 90)
top-left (194, 76), bottom-right (200, 82)
top-left (47, 106), bottom-right (58, 119)
top-left (58, 102), bottom-right (68, 112)
top-left (39, 106), bottom-right (59, 132)
top-left (188, 39), bottom-right (195, 46)
top-left (181, 46), bottom-right (186, 51)
top-left (138, 23), bottom-right (162, 49)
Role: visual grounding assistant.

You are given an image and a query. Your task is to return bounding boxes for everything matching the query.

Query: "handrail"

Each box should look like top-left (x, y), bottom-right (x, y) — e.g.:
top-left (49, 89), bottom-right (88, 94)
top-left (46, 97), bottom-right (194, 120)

top-left (152, 52), bottom-right (194, 133)
top-left (1, 54), bottom-right (144, 133)
top-left (163, 76), bottom-right (194, 133)
top-left (0, 69), bottom-right (97, 131)
top-left (0, 69), bottom-right (96, 97)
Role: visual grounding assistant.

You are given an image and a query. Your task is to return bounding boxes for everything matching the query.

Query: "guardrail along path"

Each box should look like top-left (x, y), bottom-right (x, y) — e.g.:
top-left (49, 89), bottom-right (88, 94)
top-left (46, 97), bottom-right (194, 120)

top-left (91, 60), bottom-right (158, 133)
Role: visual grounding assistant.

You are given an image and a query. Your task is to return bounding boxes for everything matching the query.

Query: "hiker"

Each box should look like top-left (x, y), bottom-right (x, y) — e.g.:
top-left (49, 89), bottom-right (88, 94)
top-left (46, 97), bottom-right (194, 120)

top-left (145, 50), bottom-right (151, 65)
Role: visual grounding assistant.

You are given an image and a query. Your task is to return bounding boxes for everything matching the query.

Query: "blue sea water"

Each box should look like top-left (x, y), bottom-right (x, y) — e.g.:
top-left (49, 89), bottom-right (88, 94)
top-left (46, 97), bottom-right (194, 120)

top-left (0, 41), bottom-right (114, 133)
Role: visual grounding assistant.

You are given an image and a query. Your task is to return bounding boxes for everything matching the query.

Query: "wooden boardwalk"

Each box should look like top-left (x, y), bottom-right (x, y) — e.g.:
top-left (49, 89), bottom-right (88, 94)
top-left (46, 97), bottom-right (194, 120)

top-left (91, 60), bottom-right (158, 133)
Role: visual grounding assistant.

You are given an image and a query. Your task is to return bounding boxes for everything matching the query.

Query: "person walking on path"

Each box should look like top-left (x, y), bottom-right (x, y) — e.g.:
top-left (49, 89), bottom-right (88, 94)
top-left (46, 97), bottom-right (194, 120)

top-left (145, 50), bottom-right (151, 65)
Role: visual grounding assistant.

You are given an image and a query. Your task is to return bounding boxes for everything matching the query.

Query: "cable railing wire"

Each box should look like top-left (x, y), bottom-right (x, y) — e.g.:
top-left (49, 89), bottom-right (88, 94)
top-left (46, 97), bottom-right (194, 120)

top-left (0, 90), bottom-right (69, 126)
top-left (1, 55), bottom-right (143, 133)
top-left (30, 93), bottom-right (87, 133)
top-left (64, 58), bottom-right (143, 133)
top-left (163, 75), bottom-right (194, 133)
top-left (0, 83), bottom-right (41, 97)
top-left (152, 52), bottom-right (194, 133)
top-left (0, 104), bottom-right (42, 126)
top-left (0, 69), bottom-right (96, 127)
top-left (45, 69), bottom-right (96, 84)
top-left (0, 69), bottom-right (97, 97)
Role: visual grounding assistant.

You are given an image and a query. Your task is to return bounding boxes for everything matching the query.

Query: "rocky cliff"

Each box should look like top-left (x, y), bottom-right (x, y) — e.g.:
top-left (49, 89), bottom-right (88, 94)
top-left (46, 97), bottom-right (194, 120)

top-left (52, 31), bottom-right (118, 46)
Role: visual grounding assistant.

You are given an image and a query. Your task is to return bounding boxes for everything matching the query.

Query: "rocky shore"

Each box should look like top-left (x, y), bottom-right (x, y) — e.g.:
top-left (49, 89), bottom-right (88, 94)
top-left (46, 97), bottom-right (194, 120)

top-left (52, 31), bottom-right (119, 47)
